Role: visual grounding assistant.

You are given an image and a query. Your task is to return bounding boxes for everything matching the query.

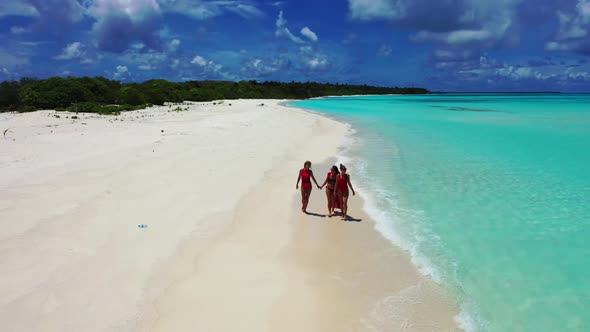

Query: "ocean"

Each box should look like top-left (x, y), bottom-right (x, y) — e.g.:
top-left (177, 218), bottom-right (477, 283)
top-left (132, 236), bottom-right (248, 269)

top-left (291, 94), bottom-right (590, 332)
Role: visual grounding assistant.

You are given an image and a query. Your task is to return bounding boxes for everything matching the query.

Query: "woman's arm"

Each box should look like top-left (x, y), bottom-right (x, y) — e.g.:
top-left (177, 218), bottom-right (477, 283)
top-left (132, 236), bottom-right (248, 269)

top-left (320, 177), bottom-right (328, 189)
top-left (310, 170), bottom-right (321, 189)
top-left (319, 173), bottom-right (329, 189)
top-left (347, 174), bottom-right (356, 195)
top-left (296, 170), bottom-right (301, 189)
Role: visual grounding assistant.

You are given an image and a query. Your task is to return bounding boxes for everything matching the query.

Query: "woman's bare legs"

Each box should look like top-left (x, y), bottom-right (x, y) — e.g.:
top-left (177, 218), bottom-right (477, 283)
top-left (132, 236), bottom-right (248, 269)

top-left (341, 193), bottom-right (349, 220)
top-left (301, 187), bottom-right (311, 213)
top-left (325, 189), bottom-right (334, 216)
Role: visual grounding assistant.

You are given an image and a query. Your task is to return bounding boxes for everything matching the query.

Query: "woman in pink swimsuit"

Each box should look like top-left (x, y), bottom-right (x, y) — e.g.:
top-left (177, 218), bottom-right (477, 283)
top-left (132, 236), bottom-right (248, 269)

top-left (296, 161), bottom-right (320, 214)
top-left (335, 164), bottom-right (356, 220)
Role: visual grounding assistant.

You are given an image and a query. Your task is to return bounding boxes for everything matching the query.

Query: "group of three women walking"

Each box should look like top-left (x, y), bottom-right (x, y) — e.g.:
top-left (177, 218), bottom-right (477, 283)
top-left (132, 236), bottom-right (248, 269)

top-left (296, 161), bottom-right (355, 220)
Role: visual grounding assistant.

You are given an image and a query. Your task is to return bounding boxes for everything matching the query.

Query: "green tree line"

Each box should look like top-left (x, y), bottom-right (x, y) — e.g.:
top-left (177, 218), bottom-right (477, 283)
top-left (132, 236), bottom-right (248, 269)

top-left (0, 76), bottom-right (429, 114)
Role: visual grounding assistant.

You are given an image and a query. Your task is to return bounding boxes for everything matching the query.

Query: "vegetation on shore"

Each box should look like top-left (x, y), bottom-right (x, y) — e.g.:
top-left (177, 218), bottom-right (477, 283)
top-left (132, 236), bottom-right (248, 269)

top-left (0, 76), bottom-right (429, 114)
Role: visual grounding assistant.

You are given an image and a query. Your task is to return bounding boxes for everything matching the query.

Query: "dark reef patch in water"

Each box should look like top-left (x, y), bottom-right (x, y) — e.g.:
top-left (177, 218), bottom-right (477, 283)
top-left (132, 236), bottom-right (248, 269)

top-left (430, 105), bottom-right (511, 113)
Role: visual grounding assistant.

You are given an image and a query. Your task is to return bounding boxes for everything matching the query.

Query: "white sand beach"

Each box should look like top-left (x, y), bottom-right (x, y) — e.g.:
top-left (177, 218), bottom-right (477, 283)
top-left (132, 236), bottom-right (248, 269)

top-left (0, 100), bottom-right (460, 331)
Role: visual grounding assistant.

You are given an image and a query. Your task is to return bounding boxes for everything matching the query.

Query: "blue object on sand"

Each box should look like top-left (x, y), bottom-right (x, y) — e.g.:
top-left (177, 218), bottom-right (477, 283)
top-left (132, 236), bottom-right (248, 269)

top-left (138, 224), bottom-right (148, 228)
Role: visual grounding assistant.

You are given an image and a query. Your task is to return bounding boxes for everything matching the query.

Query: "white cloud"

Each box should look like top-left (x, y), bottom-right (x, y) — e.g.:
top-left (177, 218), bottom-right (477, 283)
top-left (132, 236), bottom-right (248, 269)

top-left (546, 0), bottom-right (590, 54)
top-left (18, 41), bottom-right (48, 47)
top-left (276, 10), bottom-right (286, 27)
top-left (251, 58), bottom-right (272, 72)
top-left (118, 49), bottom-right (166, 71)
top-left (0, 2), bottom-right (39, 18)
top-left (168, 39), bottom-right (181, 52)
top-left (130, 51), bottom-right (237, 80)
top-left (307, 56), bottom-right (330, 70)
top-left (214, 50), bottom-right (245, 60)
top-left (432, 52), bottom-right (590, 89)
top-left (225, 2), bottom-right (264, 18)
top-left (378, 44), bottom-right (392, 56)
top-left (158, 0), bottom-right (263, 19)
top-left (431, 49), bottom-right (501, 72)
top-left (241, 57), bottom-right (289, 77)
top-left (88, 0), bottom-right (162, 52)
top-left (191, 55), bottom-right (208, 66)
top-left (513, 67), bottom-right (533, 79)
top-left (300, 27), bottom-right (318, 42)
top-left (190, 55), bottom-right (224, 76)
top-left (415, 29), bottom-right (493, 45)
top-left (435, 49), bottom-right (465, 60)
top-left (491, 65), bottom-right (566, 81)
top-left (457, 62), bottom-right (586, 83)
top-left (5, 0), bottom-right (263, 27)
top-left (55, 42), bottom-right (84, 60)
top-left (53, 42), bottom-right (97, 64)
top-left (88, 0), bottom-right (161, 18)
top-left (545, 41), bottom-right (569, 51)
top-left (349, 0), bottom-right (518, 47)
top-left (568, 71), bottom-right (590, 79)
top-left (10, 26), bottom-right (29, 34)
top-left (131, 42), bottom-right (146, 50)
top-left (275, 11), bottom-right (304, 43)
top-left (348, 0), bottom-right (399, 20)
top-left (300, 46), bottom-right (313, 54)
top-left (114, 65), bottom-right (130, 79)
top-left (211, 63), bottom-right (222, 72)
top-left (559, 1), bottom-right (590, 39)
top-left (26, 0), bottom-right (84, 23)
top-left (158, 0), bottom-right (213, 19)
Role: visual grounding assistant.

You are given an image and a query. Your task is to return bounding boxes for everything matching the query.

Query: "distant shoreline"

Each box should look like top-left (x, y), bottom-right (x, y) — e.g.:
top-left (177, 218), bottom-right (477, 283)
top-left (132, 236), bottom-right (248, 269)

top-left (0, 76), bottom-right (429, 114)
top-left (432, 91), bottom-right (563, 94)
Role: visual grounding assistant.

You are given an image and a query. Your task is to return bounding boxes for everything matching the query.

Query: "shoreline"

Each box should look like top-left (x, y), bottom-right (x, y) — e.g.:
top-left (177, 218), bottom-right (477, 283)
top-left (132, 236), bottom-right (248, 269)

top-left (285, 101), bottom-right (463, 330)
top-left (0, 99), bottom-right (461, 331)
top-left (272, 157), bottom-right (461, 331)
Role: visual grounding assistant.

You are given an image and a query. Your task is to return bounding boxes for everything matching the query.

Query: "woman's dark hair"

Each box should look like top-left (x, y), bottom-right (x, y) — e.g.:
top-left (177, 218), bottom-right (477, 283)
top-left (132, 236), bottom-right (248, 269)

top-left (304, 160), bottom-right (312, 167)
top-left (331, 165), bottom-right (340, 174)
top-left (339, 163), bottom-right (347, 170)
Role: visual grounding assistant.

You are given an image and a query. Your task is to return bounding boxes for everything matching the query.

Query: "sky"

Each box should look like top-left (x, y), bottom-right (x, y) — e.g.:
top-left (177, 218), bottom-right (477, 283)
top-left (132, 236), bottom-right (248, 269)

top-left (1, 0), bottom-right (590, 92)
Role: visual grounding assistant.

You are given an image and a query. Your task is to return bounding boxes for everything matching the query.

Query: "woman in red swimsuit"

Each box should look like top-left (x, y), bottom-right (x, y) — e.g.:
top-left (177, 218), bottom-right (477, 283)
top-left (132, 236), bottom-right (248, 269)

top-left (335, 164), bottom-right (355, 220)
top-left (320, 165), bottom-right (340, 217)
top-left (296, 161), bottom-right (320, 214)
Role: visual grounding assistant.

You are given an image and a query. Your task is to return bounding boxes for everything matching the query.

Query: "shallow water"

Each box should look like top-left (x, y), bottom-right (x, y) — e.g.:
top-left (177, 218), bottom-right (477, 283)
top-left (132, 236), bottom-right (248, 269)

top-left (292, 94), bottom-right (590, 332)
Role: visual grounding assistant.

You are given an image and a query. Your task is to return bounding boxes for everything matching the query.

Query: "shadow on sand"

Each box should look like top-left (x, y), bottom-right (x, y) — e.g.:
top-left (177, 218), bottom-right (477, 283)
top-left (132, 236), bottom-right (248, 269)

top-left (343, 215), bottom-right (362, 222)
top-left (332, 211), bottom-right (362, 222)
top-left (304, 211), bottom-right (327, 218)
top-left (305, 211), bottom-right (362, 222)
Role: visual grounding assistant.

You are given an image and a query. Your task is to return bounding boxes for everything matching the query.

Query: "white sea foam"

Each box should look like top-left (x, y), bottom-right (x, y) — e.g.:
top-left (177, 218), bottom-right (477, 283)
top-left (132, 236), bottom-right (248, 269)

top-left (359, 284), bottom-right (425, 331)
top-left (335, 124), bottom-right (485, 331)
top-left (455, 300), bottom-right (485, 332)
top-left (334, 128), bottom-right (443, 283)
top-left (293, 101), bottom-right (483, 331)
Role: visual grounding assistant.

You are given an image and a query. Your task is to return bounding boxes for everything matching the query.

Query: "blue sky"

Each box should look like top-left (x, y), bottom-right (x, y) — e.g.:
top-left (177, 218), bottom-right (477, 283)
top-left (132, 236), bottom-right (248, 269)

top-left (1, 0), bottom-right (590, 91)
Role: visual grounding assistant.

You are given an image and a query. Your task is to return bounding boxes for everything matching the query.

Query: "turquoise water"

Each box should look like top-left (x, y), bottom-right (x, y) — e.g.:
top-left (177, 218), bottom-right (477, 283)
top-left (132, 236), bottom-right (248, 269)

top-left (291, 95), bottom-right (590, 332)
